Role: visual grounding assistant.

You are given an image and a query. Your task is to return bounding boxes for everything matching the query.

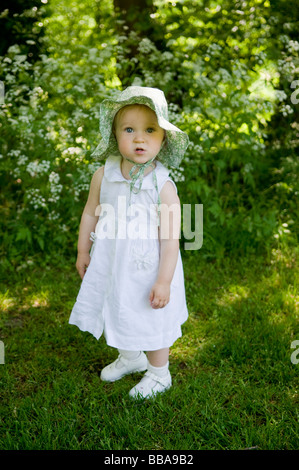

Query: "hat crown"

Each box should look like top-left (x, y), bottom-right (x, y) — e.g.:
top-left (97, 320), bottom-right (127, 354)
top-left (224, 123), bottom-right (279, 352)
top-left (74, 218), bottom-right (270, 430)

top-left (116, 86), bottom-right (169, 120)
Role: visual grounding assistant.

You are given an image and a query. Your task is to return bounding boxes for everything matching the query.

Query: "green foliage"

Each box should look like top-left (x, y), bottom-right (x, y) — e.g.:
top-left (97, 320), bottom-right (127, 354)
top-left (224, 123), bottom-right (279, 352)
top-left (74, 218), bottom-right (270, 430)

top-left (0, 0), bottom-right (119, 263)
top-left (0, 0), bottom-right (46, 59)
top-left (0, 0), bottom-right (298, 264)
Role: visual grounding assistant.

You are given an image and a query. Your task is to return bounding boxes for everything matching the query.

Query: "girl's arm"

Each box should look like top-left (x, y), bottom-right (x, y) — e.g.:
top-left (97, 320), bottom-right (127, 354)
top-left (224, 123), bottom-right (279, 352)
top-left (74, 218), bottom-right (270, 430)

top-left (76, 167), bottom-right (104, 279)
top-left (149, 181), bottom-right (181, 309)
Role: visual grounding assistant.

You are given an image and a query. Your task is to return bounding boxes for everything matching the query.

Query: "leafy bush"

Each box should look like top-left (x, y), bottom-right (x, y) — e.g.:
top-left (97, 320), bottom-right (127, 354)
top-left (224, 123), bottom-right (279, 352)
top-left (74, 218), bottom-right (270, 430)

top-left (0, 1), bottom-right (118, 265)
top-left (0, 0), bottom-right (298, 268)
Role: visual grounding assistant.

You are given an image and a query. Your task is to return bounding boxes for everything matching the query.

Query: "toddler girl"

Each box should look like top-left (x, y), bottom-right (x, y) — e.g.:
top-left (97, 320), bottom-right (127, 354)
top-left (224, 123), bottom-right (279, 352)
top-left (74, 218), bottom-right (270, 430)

top-left (69, 86), bottom-right (189, 399)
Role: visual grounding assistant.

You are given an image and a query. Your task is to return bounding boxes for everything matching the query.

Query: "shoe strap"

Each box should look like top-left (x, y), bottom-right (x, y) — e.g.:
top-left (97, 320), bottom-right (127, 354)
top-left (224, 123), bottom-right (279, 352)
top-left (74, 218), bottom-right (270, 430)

top-left (118, 353), bottom-right (141, 366)
top-left (144, 370), bottom-right (170, 387)
top-left (117, 354), bottom-right (131, 366)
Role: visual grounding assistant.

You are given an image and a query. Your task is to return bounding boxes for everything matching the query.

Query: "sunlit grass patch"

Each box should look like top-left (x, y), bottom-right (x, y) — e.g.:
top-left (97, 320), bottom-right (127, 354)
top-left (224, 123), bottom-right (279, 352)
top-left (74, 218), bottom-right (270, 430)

top-left (0, 290), bottom-right (16, 311)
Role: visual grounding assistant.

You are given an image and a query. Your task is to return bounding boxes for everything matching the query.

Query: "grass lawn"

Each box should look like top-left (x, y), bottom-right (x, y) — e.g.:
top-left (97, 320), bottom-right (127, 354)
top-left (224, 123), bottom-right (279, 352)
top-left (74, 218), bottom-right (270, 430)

top-left (0, 246), bottom-right (298, 450)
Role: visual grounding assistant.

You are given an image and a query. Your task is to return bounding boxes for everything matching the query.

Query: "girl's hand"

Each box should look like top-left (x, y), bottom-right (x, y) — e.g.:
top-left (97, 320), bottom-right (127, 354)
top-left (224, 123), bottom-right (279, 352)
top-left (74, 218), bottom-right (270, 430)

top-left (149, 281), bottom-right (170, 309)
top-left (76, 252), bottom-right (91, 279)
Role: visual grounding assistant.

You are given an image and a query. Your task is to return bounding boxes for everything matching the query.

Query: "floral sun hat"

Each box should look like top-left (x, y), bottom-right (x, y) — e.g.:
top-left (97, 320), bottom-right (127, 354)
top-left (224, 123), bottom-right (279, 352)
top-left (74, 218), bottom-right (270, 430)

top-left (91, 86), bottom-right (189, 168)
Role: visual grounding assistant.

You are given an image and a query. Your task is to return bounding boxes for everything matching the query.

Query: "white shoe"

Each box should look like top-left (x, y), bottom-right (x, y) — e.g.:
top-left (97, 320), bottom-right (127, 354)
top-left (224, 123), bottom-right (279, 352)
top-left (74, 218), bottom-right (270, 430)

top-left (100, 352), bottom-right (147, 382)
top-left (129, 370), bottom-right (172, 399)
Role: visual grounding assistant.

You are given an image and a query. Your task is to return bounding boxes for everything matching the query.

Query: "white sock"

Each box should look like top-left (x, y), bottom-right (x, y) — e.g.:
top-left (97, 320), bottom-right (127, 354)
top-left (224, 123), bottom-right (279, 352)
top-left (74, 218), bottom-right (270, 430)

top-left (147, 361), bottom-right (169, 378)
top-left (118, 349), bottom-right (141, 361)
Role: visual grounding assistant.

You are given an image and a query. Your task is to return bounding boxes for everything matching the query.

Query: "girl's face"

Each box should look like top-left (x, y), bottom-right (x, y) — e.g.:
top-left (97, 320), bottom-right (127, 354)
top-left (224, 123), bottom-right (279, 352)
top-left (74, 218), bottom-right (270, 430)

top-left (114, 105), bottom-right (165, 164)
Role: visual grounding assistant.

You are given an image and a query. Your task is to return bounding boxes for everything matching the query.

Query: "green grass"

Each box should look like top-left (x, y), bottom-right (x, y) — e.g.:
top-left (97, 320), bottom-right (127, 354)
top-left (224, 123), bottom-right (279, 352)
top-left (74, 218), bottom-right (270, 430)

top-left (0, 247), bottom-right (298, 450)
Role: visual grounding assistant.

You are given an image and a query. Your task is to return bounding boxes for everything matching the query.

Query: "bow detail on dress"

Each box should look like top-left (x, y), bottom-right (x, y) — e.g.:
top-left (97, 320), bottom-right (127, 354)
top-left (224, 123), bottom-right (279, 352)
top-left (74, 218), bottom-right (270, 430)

top-left (125, 157), bottom-right (161, 225)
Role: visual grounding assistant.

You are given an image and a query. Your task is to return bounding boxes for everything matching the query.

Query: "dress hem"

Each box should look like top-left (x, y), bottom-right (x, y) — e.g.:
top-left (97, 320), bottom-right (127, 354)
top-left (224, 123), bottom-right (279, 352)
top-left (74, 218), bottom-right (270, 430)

top-left (69, 316), bottom-right (188, 350)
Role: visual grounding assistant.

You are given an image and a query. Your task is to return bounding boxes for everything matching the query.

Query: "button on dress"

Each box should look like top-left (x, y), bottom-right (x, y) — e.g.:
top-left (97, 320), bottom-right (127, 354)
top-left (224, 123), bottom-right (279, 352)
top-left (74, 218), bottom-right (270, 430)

top-left (69, 155), bottom-right (188, 351)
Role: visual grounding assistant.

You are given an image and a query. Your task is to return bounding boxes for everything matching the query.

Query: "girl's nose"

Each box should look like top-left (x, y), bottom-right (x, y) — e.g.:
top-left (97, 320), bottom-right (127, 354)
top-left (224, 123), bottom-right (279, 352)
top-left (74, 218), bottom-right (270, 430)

top-left (133, 131), bottom-right (145, 142)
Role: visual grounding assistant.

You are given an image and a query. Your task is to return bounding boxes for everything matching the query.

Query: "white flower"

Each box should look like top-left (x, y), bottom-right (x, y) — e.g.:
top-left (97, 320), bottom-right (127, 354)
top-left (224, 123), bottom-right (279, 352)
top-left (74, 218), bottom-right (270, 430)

top-left (62, 147), bottom-right (82, 155)
top-left (26, 160), bottom-right (51, 177)
top-left (49, 171), bottom-right (60, 184)
top-left (287, 40), bottom-right (299, 53)
top-left (280, 104), bottom-right (294, 116)
top-left (275, 90), bottom-right (287, 102)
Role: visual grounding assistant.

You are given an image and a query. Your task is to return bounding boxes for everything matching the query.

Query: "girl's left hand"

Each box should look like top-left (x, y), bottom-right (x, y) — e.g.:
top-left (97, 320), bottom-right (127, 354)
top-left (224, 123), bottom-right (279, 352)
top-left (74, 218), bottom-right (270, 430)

top-left (149, 281), bottom-right (170, 309)
top-left (76, 252), bottom-right (91, 279)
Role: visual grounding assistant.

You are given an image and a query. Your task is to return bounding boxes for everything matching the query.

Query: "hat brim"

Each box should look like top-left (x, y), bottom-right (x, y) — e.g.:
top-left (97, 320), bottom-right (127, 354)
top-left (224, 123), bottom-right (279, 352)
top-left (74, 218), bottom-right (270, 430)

top-left (91, 92), bottom-right (189, 168)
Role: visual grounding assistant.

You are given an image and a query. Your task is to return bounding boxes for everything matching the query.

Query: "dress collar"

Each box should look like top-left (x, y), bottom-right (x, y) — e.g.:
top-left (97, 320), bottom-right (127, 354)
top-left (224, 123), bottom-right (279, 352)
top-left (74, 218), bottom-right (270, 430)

top-left (104, 154), bottom-right (168, 190)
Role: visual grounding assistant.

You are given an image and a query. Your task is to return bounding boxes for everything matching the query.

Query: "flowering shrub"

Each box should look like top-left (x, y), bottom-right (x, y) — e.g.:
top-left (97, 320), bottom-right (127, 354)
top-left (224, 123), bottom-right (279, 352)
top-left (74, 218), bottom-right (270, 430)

top-left (0, 1), bottom-right (118, 266)
top-left (0, 0), bottom-right (298, 267)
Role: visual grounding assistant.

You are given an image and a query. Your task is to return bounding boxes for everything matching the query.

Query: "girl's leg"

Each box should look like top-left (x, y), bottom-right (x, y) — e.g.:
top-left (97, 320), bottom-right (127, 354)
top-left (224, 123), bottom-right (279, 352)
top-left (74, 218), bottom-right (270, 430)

top-left (129, 348), bottom-right (172, 399)
top-left (147, 347), bottom-right (169, 367)
top-left (118, 349), bottom-right (142, 361)
top-left (100, 348), bottom-right (147, 382)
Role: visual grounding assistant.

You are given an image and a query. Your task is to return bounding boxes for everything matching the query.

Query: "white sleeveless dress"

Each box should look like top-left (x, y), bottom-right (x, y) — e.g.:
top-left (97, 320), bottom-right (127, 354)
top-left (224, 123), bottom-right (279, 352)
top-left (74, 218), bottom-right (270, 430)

top-left (69, 155), bottom-right (188, 351)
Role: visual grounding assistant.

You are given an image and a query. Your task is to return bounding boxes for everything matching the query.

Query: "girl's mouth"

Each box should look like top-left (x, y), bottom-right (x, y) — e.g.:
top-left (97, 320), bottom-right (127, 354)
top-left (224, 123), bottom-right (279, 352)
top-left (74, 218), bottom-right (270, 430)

top-left (135, 148), bottom-right (146, 154)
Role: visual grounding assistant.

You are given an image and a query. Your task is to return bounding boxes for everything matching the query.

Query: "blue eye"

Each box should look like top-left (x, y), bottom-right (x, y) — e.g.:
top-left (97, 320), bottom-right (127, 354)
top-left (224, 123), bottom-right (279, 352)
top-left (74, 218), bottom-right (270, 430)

top-left (147, 128), bottom-right (154, 133)
top-left (125, 127), bottom-right (133, 133)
